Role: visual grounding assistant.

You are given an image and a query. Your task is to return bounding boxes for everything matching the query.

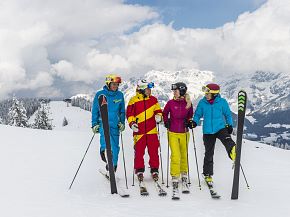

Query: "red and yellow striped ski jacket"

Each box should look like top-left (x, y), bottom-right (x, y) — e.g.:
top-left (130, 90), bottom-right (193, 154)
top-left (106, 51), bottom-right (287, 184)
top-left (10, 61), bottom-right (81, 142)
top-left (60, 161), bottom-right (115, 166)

top-left (126, 92), bottom-right (162, 138)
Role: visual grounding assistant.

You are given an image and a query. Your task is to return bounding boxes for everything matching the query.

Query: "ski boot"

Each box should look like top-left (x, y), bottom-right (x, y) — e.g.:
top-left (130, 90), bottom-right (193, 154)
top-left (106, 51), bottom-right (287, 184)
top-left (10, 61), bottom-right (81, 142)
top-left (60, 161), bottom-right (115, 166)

top-left (181, 173), bottom-right (190, 194)
top-left (172, 177), bottom-right (180, 200)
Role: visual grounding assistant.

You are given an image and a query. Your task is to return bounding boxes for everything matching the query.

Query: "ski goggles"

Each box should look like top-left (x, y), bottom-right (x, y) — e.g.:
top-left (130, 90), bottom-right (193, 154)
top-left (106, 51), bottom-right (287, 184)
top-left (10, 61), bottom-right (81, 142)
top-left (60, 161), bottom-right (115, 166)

top-left (106, 76), bottom-right (122, 84)
top-left (171, 84), bottom-right (187, 91)
top-left (138, 82), bottom-right (155, 90)
top-left (202, 86), bottom-right (220, 94)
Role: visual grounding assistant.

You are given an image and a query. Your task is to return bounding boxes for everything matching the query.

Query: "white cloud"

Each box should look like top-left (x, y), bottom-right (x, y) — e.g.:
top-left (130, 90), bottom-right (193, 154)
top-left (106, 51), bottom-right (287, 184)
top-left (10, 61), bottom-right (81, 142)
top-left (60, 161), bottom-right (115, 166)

top-left (0, 0), bottom-right (158, 98)
top-left (95, 0), bottom-right (290, 77)
top-left (1, 0), bottom-right (290, 98)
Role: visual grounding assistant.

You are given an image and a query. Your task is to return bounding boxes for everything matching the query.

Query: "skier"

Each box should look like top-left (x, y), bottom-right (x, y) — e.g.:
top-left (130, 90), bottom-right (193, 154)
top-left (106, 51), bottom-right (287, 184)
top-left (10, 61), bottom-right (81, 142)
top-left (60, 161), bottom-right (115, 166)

top-left (126, 79), bottom-right (163, 191)
top-left (91, 74), bottom-right (125, 172)
top-left (163, 82), bottom-right (194, 200)
top-left (191, 83), bottom-right (236, 185)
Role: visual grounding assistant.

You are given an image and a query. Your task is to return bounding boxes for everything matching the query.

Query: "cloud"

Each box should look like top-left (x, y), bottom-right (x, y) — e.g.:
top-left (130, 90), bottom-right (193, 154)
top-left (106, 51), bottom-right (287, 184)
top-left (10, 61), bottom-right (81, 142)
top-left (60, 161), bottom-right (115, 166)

top-left (1, 0), bottom-right (290, 98)
top-left (92, 0), bottom-right (290, 77)
top-left (0, 0), bottom-right (158, 98)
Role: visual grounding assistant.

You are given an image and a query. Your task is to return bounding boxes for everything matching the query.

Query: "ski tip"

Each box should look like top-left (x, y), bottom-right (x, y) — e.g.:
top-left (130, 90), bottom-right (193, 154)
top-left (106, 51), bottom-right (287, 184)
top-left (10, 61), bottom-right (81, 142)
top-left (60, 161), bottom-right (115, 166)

top-left (121, 194), bottom-right (130, 198)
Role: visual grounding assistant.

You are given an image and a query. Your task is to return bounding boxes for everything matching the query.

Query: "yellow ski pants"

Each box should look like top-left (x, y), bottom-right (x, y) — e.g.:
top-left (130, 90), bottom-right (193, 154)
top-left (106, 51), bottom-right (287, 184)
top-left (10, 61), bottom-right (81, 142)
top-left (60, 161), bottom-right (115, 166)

top-left (168, 131), bottom-right (189, 178)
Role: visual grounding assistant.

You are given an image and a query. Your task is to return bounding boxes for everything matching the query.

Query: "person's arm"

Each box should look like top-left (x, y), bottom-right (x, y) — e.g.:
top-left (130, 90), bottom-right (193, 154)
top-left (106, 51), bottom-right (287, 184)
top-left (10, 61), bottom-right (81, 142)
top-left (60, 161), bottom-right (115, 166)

top-left (223, 99), bottom-right (233, 126)
top-left (126, 97), bottom-right (137, 127)
top-left (119, 93), bottom-right (126, 124)
top-left (91, 93), bottom-right (100, 127)
top-left (162, 101), bottom-right (170, 124)
top-left (193, 101), bottom-right (203, 125)
top-left (187, 104), bottom-right (194, 121)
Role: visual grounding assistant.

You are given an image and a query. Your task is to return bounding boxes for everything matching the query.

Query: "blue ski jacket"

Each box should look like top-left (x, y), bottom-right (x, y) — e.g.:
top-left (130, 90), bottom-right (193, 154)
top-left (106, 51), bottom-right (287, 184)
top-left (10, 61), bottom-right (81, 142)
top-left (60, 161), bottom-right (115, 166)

top-left (193, 94), bottom-right (233, 134)
top-left (91, 86), bottom-right (125, 129)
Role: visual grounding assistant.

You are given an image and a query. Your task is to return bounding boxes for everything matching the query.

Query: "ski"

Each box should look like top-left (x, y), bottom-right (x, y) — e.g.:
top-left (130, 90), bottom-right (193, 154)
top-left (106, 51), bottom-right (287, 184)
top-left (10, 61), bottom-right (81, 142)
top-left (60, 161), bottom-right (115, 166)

top-left (98, 94), bottom-right (117, 194)
top-left (181, 178), bottom-right (190, 194)
top-left (203, 175), bottom-right (221, 199)
top-left (153, 180), bottom-right (167, 196)
top-left (139, 181), bottom-right (149, 196)
top-left (99, 169), bottom-right (129, 198)
top-left (172, 182), bottom-right (180, 200)
top-left (231, 90), bottom-right (247, 200)
top-left (205, 180), bottom-right (221, 199)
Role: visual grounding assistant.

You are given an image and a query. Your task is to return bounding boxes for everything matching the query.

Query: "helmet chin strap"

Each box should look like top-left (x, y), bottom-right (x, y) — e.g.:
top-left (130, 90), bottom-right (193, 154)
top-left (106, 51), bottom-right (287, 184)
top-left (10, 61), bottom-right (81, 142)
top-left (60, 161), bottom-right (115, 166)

top-left (108, 83), bottom-right (118, 91)
top-left (139, 89), bottom-right (146, 97)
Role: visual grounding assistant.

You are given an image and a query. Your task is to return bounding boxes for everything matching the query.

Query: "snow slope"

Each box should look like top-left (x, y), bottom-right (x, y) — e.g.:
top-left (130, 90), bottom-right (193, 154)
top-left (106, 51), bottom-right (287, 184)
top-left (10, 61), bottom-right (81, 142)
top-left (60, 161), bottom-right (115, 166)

top-left (29, 101), bottom-right (91, 131)
top-left (1, 101), bottom-right (290, 217)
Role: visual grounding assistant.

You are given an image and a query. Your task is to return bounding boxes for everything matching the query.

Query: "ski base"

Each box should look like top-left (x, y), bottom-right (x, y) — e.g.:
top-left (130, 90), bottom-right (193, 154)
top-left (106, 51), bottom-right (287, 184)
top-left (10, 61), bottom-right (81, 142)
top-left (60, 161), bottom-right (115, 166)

top-left (205, 181), bottom-right (221, 199)
top-left (181, 182), bottom-right (190, 194)
top-left (99, 169), bottom-right (130, 198)
top-left (154, 181), bottom-right (167, 196)
top-left (139, 181), bottom-right (149, 196)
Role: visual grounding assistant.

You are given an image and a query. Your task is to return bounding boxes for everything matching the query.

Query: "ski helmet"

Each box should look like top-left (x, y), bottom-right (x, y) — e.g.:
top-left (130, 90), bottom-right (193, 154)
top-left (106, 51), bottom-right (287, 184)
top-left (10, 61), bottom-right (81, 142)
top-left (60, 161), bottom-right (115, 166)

top-left (105, 74), bottom-right (122, 87)
top-left (137, 79), bottom-right (154, 91)
top-left (171, 82), bottom-right (187, 96)
top-left (202, 83), bottom-right (220, 94)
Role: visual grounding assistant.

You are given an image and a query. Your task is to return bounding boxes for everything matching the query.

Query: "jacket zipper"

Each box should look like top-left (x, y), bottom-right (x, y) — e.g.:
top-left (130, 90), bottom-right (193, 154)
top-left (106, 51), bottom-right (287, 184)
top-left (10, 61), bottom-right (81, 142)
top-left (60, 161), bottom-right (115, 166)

top-left (211, 105), bottom-right (213, 133)
top-left (144, 96), bottom-right (148, 146)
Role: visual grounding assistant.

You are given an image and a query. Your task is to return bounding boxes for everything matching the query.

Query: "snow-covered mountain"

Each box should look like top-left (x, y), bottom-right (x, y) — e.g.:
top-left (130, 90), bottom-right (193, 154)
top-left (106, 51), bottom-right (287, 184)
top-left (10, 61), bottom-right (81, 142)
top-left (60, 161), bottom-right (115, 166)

top-left (68, 70), bottom-right (290, 149)
top-left (221, 71), bottom-right (290, 115)
top-left (119, 69), bottom-right (215, 107)
top-left (221, 71), bottom-right (290, 149)
top-left (0, 101), bottom-right (290, 217)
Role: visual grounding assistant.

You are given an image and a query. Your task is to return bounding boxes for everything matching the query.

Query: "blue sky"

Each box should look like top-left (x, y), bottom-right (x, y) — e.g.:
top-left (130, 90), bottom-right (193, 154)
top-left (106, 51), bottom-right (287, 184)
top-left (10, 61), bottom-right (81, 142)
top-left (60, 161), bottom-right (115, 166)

top-left (126, 0), bottom-right (267, 29)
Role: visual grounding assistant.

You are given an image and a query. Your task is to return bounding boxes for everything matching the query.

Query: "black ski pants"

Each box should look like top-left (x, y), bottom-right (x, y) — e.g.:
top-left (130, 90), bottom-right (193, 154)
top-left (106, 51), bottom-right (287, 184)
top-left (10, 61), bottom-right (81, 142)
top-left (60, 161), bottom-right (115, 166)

top-left (203, 128), bottom-right (236, 176)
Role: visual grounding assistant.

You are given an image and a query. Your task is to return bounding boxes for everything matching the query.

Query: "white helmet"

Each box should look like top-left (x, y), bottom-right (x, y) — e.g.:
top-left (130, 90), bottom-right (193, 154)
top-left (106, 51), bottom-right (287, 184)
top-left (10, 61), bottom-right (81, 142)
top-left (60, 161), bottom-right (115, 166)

top-left (137, 79), bottom-right (154, 90)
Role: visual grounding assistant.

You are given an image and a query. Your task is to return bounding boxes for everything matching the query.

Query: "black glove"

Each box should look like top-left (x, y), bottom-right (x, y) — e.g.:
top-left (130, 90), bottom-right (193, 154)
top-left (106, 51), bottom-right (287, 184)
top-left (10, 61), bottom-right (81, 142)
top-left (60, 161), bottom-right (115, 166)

top-left (164, 120), bottom-right (170, 129)
top-left (187, 120), bottom-right (197, 129)
top-left (226, 125), bottom-right (233, 134)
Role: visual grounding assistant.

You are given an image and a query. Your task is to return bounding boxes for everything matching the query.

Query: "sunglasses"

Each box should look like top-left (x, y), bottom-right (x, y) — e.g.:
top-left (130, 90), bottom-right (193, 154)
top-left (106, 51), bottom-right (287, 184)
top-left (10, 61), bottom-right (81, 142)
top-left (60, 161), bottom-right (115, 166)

top-left (171, 84), bottom-right (186, 90)
top-left (202, 86), bottom-right (220, 94)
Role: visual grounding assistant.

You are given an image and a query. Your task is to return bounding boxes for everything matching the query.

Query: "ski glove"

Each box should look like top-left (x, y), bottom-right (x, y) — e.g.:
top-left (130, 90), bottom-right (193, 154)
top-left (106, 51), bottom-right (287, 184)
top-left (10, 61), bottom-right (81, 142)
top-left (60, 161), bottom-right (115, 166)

top-left (226, 125), bottom-right (233, 134)
top-left (164, 121), bottom-right (170, 129)
top-left (92, 124), bottom-right (100, 134)
top-left (187, 120), bottom-right (197, 129)
top-left (118, 122), bottom-right (125, 132)
top-left (131, 123), bottom-right (139, 133)
top-left (155, 114), bottom-right (162, 124)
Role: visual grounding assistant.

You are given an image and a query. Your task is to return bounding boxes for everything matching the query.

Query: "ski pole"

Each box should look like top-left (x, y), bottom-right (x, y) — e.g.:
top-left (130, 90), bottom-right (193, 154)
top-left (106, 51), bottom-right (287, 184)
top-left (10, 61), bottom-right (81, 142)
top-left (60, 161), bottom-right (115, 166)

top-left (132, 118), bottom-right (138, 186)
top-left (166, 129), bottom-right (170, 188)
top-left (240, 164), bottom-right (250, 189)
top-left (157, 123), bottom-right (165, 184)
top-left (191, 129), bottom-right (201, 190)
top-left (132, 139), bottom-right (135, 186)
top-left (69, 133), bottom-right (96, 190)
top-left (120, 133), bottom-right (128, 189)
top-left (185, 130), bottom-right (191, 185)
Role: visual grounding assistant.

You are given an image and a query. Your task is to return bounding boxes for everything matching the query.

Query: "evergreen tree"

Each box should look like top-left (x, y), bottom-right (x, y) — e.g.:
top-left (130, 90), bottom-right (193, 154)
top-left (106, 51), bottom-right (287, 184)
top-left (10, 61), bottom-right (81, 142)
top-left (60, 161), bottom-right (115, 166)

top-left (7, 96), bottom-right (29, 127)
top-left (33, 104), bottom-right (52, 130)
top-left (62, 117), bottom-right (68, 126)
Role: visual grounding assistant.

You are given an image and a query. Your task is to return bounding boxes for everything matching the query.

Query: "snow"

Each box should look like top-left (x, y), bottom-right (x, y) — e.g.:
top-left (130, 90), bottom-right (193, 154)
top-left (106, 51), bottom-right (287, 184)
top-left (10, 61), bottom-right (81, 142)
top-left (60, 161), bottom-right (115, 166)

top-left (265, 123), bottom-right (290, 129)
top-left (1, 101), bottom-right (290, 217)
top-left (246, 116), bottom-right (256, 124)
top-left (29, 101), bottom-right (92, 131)
top-left (70, 94), bottom-right (94, 102)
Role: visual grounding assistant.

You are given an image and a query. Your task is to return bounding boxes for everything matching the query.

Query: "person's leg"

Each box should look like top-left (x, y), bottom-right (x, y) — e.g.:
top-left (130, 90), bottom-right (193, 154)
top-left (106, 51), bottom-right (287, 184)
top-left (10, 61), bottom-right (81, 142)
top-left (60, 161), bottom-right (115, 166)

top-left (110, 128), bottom-right (120, 169)
top-left (217, 128), bottom-right (236, 160)
top-left (169, 132), bottom-right (181, 178)
top-left (203, 134), bottom-right (216, 176)
top-left (147, 134), bottom-right (160, 173)
top-left (134, 135), bottom-right (146, 174)
top-left (99, 127), bottom-right (107, 163)
top-left (180, 132), bottom-right (189, 174)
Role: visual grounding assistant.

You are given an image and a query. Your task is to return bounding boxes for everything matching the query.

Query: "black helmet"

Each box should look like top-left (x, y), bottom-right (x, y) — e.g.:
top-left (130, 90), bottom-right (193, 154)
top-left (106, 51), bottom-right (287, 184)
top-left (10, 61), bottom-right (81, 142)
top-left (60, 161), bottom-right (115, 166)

top-left (171, 82), bottom-right (187, 96)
